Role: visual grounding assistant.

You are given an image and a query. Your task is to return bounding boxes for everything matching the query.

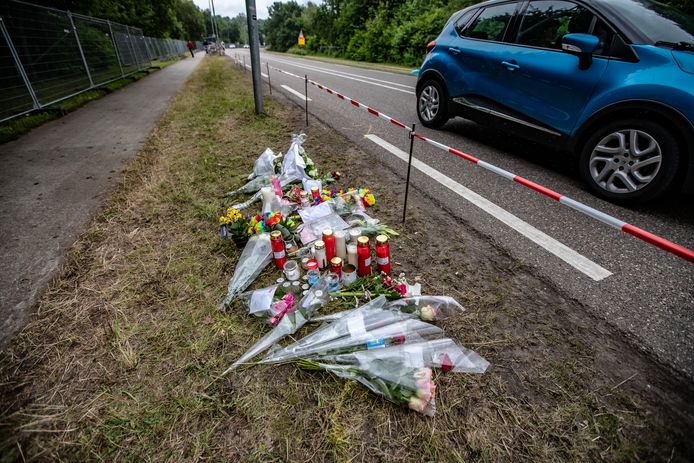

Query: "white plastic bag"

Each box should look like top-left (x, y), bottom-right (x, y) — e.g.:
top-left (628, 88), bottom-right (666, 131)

top-left (248, 148), bottom-right (281, 180)
top-left (278, 134), bottom-right (310, 185)
top-left (220, 234), bottom-right (273, 309)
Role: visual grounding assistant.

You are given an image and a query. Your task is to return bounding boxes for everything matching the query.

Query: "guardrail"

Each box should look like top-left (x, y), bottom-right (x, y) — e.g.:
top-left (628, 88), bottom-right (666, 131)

top-left (0, 0), bottom-right (196, 123)
top-left (232, 54), bottom-right (694, 264)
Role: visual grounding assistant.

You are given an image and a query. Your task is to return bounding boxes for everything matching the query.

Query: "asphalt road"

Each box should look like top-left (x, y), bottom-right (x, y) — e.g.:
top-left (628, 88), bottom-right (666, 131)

top-left (231, 49), bottom-right (694, 381)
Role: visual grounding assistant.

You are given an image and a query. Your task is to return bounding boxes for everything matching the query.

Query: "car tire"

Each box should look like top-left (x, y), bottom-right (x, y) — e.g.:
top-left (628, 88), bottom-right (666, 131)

top-left (417, 79), bottom-right (449, 129)
top-left (578, 119), bottom-right (681, 202)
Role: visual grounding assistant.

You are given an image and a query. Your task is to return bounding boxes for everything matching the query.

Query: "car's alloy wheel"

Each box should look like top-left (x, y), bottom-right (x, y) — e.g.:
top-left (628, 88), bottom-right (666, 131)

top-left (416, 79), bottom-right (449, 128)
top-left (579, 120), bottom-right (680, 202)
top-left (588, 129), bottom-right (662, 194)
top-left (419, 85), bottom-right (440, 122)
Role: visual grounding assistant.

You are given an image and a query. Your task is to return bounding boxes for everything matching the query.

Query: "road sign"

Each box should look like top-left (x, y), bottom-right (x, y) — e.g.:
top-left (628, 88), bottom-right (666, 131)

top-left (298, 29), bottom-right (305, 46)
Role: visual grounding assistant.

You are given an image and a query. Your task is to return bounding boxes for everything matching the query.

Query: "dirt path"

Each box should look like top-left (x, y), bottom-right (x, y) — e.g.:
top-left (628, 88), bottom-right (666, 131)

top-left (0, 54), bottom-right (204, 344)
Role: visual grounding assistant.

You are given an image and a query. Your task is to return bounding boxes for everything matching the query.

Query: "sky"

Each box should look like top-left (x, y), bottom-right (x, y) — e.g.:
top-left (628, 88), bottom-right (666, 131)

top-left (192, 0), bottom-right (320, 20)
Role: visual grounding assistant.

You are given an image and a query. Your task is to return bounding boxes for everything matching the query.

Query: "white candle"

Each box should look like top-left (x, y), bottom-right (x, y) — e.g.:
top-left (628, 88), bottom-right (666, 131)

top-left (347, 243), bottom-right (358, 266)
top-left (349, 228), bottom-right (361, 243)
top-left (334, 230), bottom-right (347, 260)
top-left (260, 186), bottom-right (275, 206)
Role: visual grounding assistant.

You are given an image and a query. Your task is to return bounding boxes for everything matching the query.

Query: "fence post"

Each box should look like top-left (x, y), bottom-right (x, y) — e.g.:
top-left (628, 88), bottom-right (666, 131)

top-left (402, 124), bottom-right (416, 223)
top-left (107, 20), bottom-right (125, 77)
top-left (305, 74), bottom-right (309, 127)
top-left (125, 26), bottom-right (139, 71)
top-left (67, 12), bottom-right (94, 88)
top-left (266, 62), bottom-right (272, 95)
top-left (0, 15), bottom-right (41, 110)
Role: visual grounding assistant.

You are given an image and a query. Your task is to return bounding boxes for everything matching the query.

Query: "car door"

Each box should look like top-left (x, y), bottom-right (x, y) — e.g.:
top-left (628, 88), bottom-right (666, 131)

top-left (492, 0), bottom-right (611, 136)
top-left (442, 1), bottom-right (524, 114)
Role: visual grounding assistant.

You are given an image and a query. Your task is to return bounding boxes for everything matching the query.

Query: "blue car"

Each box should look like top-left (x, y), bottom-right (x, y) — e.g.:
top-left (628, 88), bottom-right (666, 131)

top-left (417, 0), bottom-right (694, 202)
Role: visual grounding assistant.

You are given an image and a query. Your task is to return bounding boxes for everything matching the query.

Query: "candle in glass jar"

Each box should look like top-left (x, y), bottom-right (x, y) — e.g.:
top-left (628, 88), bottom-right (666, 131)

top-left (314, 240), bottom-right (327, 269)
top-left (334, 230), bottom-right (347, 260)
top-left (349, 228), bottom-right (361, 243)
top-left (270, 230), bottom-right (287, 270)
top-left (330, 257), bottom-right (343, 279)
top-left (346, 243), bottom-right (358, 266)
top-left (322, 229), bottom-right (335, 262)
top-left (375, 235), bottom-right (391, 274)
top-left (311, 187), bottom-right (320, 200)
top-left (357, 236), bottom-right (372, 277)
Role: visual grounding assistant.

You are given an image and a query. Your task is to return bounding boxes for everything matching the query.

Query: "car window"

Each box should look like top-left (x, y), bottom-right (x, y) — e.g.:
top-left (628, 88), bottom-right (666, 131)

top-left (591, 18), bottom-right (615, 56)
top-left (461, 3), bottom-right (519, 42)
top-left (454, 9), bottom-right (478, 35)
top-left (515, 0), bottom-right (594, 50)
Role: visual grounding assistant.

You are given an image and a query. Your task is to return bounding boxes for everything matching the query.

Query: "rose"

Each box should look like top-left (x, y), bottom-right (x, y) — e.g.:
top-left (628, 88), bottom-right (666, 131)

top-left (414, 367), bottom-right (433, 381)
top-left (408, 397), bottom-right (428, 413)
top-left (419, 305), bottom-right (438, 322)
top-left (439, 353), bottom-right (453, 373)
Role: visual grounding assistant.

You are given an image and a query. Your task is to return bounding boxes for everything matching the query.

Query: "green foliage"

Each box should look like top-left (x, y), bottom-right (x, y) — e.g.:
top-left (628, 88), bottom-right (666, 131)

top-left (265, 0), bottom-right (693, 67)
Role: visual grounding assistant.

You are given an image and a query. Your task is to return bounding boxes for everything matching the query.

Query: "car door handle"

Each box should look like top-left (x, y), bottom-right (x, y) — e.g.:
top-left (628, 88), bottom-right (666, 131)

top-left (501, 61), bottom-right (520, 71)
top-left (448, 47), bottom-right (461, 55)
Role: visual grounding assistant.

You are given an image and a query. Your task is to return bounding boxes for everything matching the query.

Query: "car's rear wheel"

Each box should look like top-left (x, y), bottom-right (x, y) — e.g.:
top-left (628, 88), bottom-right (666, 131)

top-left (578, 119), bottom-right (680, 202)
top-left (417, 79), bottom-right (449, 129)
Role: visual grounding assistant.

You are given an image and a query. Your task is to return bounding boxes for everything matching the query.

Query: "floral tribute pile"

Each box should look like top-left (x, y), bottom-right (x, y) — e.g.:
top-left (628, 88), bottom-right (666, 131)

top-left (217, 134), bottom-right (488, 417)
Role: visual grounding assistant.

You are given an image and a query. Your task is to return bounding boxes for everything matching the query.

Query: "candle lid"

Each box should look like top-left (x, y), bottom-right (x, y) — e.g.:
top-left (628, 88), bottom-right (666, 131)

top-left (330, 257), bottom-right (342, 266)
top-left (270, 230), bottom-right (283, 240)
top-left (322, 229), bottom-right (333, 237)
top-left (314, 240), bottom-right (325, 250)
top-left (357, 236), bottom-right (369, 245)
top-left (376, 235), bottom-right (388, 244)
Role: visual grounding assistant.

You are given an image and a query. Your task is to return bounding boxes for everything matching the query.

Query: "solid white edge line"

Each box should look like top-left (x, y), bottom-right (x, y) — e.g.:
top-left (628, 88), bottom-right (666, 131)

top-left (365, 134), bottom-right (612, 281)
top-left (280, 84), bottom-right (312, 101)
top-left (242, 64), bottom-right (268, 78)
top-left (266, 55), bottom-right (415, 95)
top-left (267, 54), bottom-right (416, 90)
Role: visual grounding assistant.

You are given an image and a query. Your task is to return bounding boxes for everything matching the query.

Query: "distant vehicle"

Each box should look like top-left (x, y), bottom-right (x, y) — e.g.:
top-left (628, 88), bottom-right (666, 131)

top-left (417, 0), bottom-right (694, 202)
top-left (243, 44), bottom-right (250, 48)
top-left (230, 44), bottom-right (236, 49)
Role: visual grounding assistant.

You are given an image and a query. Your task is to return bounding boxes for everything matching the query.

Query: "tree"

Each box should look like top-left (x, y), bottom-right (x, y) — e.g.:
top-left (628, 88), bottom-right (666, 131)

top-left (265, 1), bottom-right (305, 51)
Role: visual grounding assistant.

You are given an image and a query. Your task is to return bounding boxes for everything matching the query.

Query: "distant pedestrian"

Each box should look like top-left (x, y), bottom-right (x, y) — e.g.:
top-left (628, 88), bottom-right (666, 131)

top-left (187, 40), bottom-right (194, 58)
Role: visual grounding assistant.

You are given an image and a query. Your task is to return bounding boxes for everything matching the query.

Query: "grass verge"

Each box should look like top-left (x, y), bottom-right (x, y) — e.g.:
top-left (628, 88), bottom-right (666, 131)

top-left (0, 56), bottom-right (691, 462)
top-left (0, 57), bottom-right (184, 145)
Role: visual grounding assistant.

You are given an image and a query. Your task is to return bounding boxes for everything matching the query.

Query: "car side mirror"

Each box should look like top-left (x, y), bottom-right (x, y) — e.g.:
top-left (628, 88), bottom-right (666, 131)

top-left (561, 33), bottom-right (600, 70)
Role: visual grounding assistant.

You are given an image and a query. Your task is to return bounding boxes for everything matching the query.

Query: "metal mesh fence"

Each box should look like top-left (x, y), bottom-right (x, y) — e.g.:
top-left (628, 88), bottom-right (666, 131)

top-left (0, 0), bottom-right (191, 123)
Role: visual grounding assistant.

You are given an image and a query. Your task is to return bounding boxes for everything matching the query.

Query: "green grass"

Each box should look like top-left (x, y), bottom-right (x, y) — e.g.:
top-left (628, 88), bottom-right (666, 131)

top-left (269, 49), bottom-right (416, 75)
top-left (0, 56), bottom-right (185, 145)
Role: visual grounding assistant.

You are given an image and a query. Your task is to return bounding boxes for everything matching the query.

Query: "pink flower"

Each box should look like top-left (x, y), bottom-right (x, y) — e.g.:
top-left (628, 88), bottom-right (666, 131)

top-left (416, 388), bottom-right (432, 403)
top-left (439, 353), bottom-right (453, 373)
top-left (395, 284), bottom-right (407, 296)
top-left (414, 367), bottom-right (433, 381)
top-left (408, 397), bottom-right (427, 413)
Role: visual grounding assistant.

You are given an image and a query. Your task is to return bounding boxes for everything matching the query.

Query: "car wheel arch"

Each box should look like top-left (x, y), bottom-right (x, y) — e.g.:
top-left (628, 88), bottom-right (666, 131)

top-left (416, 69), bottom-right (449, 96)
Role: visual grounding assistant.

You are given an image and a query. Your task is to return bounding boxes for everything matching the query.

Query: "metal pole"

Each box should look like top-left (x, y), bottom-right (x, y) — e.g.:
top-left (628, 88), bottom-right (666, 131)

top-left (304, 74), bottom-right (308, 127)
top-left (266, 62), bottom-right (272, 95)
top-left (67, 12), bottom-right (94, 88)
top-left (125, 26), bottom-right (139, 71)
top-left (0, 16), bottom-right (41, 110)
top-left (242, 55), bottom-right (246, 71)
top-left (245, 0), bottom-right (263, 114)
top-left (210, 0), bottom-right (218, 41)
top-left (402, 124), bottom-right (416, 223)
top-left (107, 21), bottom-right (125, 77)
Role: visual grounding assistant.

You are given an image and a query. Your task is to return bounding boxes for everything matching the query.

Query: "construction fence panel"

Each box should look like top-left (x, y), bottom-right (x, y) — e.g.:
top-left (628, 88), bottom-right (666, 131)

top-left (71, 14), bottom-right (122, 84)
top-left (0, 19), bottom-right (35, 120)
top-left (0, 1), bottom-right (90, 107)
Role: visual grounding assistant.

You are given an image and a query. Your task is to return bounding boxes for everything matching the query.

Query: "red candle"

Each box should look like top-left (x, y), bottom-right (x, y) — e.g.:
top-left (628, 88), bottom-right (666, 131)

top-left (375, 235), bottom-right (391, 274)
top-left (322, 229), bottom-right (336, 262)
top-left (357, 236), bottom-right (372, 277)
top-left (270, 231), bottom-right (287, 269)
top-left (311, 187), bottom-right (320, 200)
top-left (330, 257), bottom-right (343, 279)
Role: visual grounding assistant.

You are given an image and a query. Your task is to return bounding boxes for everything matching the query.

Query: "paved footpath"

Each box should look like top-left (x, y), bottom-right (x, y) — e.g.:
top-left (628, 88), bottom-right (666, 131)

top-left (0, 53), bottom-right (204, 343)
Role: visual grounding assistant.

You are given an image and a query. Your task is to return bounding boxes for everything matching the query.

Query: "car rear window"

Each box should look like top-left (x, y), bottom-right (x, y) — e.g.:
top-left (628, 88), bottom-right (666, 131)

top-left (461, 2), bottom-right (519, 42)
top-left (605, 0), bottom-right (694, 45)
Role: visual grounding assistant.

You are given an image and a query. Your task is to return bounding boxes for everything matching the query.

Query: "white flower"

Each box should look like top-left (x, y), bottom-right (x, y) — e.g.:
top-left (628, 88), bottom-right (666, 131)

top-left (419, 305), bottom-right (438, 321)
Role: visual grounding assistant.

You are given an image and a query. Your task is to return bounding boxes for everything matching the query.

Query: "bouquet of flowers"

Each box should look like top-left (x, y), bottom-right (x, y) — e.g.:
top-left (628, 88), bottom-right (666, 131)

top-left (331, 273), bottom-right (409, 301)
top-left (247, 211), bottom-right (297, 239)
top-left (313, 295), bottom-right (464, 324)
top-left (220, 233), bottom-right (273, 309)
top-left (221, 277), bottom-right (332, 375)
top-left (219, 208), bottom-right (249, 243)
top-left (321, 337), bottom-right (489, 374)
top-left (261, 316), bottom-right (443, 364)
top-left (297, 358), bottom-right (437, 416)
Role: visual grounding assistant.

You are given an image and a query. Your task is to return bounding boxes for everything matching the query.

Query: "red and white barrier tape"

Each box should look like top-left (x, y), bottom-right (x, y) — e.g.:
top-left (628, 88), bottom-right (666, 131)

top-left (266, 63), bottom-right (694, 263)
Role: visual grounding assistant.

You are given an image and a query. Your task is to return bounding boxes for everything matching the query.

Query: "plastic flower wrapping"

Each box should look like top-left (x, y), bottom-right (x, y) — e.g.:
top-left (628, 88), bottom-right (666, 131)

top-left (220, 233), bottom-right (273, 310)
top-left (248, 148), bottom-right (282, 181)
top-left (237, 285), bottom-right (297, 327)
